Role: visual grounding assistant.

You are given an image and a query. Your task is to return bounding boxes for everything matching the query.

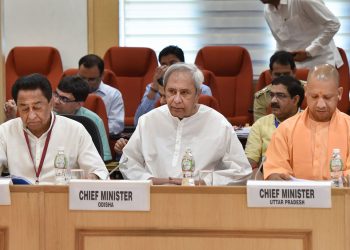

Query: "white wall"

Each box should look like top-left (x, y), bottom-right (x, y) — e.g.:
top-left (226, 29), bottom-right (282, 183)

top-left (3, 0), bottom-right (88, 70)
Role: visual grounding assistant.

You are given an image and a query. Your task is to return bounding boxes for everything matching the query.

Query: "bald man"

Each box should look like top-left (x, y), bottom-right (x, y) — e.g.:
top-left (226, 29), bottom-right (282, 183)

top-left (264, 64), bottom-right (350, 180)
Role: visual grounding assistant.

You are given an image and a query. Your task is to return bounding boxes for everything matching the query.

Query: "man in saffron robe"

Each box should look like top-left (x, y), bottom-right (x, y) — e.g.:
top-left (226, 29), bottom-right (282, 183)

top-left (264, 64), bottom-right (350, 180)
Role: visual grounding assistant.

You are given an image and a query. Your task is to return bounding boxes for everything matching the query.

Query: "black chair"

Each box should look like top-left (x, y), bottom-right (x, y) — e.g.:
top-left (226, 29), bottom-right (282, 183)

top-left (61, 114), bottom-right (104, 158)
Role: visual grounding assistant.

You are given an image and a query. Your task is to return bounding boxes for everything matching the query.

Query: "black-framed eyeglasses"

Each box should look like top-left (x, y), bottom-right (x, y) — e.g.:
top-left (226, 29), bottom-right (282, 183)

top-left (269, 92), bottom-right (290, 100)
top-left (53, 91), bottom-right (77, 104)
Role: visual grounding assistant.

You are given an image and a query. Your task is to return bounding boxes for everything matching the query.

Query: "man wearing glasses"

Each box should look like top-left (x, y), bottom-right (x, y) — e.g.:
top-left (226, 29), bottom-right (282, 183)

top-left (53, 76), bottom-right (112, 162)
top-left (1, 74), bottom-right (108, 183)
top-left (254, 51), bottom-right (306, 121)
top-left (78, 54), bottom-right (125, 135)
top-left (245, 75), bottom-right (304, 171)
top-left (4, 76), bottom-right (112, 162)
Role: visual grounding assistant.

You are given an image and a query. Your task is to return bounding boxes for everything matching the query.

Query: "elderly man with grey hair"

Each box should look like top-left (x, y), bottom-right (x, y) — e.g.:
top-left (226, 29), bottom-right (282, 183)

top-left (119, 63), bottom-right (252, 185)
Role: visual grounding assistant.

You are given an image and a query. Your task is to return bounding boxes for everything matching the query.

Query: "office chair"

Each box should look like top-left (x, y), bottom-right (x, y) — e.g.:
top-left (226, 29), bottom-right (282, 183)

top-left (61, 114), bottom-right (104, 159)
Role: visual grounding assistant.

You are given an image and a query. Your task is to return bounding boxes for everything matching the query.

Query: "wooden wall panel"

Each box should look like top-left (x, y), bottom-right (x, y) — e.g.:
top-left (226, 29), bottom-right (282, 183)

top-left (0, 186), bottom-right (348, 250)
top-left (87, 0), bottom-right (119, 58)
top-left (0, 0), bottom-right (5, 122)
top-left (78, 229), bottom-right (310, 250)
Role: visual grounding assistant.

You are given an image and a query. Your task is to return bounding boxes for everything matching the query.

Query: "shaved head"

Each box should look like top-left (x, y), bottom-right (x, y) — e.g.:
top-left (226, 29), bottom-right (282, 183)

top-left (307, 64), bottom-right (339, 87)
top-left (306, 64), bottom-right (342, 122)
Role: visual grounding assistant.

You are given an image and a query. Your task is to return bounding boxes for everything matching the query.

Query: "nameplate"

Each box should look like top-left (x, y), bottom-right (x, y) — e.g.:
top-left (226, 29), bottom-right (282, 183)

top-left (247, 180), bottom-right (331, 208)
top-left (69, 180), bottom-right (151, 211)
top-left (0, 179), bottom-right (11, 205)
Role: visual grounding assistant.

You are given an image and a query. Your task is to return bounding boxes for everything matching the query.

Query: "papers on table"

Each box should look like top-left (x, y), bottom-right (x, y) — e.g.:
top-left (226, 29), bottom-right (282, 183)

top-left (234, 127), bottom-right (251, 138)
top-left (0, 179), bottom-right (11, 205)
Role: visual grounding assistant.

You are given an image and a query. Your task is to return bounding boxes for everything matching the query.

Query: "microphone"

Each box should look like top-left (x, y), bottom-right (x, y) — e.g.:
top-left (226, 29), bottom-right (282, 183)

top-left (108, 157), bottom-right (128, 177)
top-left (255, 156), bottom-right (266, 180)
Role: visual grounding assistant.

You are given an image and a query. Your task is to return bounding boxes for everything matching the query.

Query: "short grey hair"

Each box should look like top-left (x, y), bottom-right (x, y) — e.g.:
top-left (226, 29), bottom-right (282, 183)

top-left (307, 64), bottom-right (339, 87)
top-left (163, 63), bottom-right (204, 93)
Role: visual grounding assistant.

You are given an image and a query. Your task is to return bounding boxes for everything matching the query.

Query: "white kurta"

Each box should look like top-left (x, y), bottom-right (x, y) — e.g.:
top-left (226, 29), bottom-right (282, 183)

top-left (0, 113), bottom-right (109, 184)
top-left (264, 0), bottom-right (343, 69)
top-left (119, 105), bottom-right (252, 185)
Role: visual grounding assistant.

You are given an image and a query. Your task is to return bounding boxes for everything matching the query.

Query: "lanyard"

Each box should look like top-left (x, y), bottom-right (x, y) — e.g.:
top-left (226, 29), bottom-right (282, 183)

top-left (274, 117), bottom-right (280, 128)
top-left (23, 115), bottom-right (56, 184)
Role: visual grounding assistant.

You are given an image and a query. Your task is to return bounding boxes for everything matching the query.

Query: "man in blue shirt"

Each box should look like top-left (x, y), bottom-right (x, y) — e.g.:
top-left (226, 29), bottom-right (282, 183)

top-left (78, 54), bottom-right (125, 135)
top-left (53, 76), bottom-right (112, 162)
top-left (134, 45), bottom-right (212, 126)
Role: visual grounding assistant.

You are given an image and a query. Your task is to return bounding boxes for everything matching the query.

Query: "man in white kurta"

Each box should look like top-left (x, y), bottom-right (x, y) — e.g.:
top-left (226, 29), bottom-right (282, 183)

top-left (0, 73), bottom-right (109, 184)
top-left (261, 0), bottom-right (343, 69)
top-left (119, 63), bottom-right (252, 185)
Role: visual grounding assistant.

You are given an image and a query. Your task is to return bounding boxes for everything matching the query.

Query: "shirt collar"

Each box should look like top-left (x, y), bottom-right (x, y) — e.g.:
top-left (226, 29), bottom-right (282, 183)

top-left (267, 0), bottom-right (287, 11)
top-left (95, 81), bottom-right (107, 96)
top-left (23, 112), bottom-right (56, 138)
top-left (166, 104), bottom-right (202, 123)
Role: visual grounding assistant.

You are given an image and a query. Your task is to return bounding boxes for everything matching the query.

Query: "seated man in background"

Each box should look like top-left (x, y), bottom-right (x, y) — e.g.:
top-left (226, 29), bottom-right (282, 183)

top-left (0, 73), bottom-right (108, 183)
top-left (254, 51), bottom-right (306, 121)
top-left (134, 45), bottom-right (212, 125)
top-left (53, 75), bottom-right (112, 162)
top-left (114, 86), bottom-right (167, 154)
top-left (264, 64), bottom-right (350, 180)
top-left (78, 54), bottom-right (125, 135)
top-left (245, 75), bottom-right (304, 170)
top-left (120, 63), bottom-right (252, 185)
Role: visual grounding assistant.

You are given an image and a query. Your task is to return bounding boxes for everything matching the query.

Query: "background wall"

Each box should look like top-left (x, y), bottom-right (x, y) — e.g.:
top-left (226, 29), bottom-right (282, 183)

top-left (0, 0), bottom-right (4, 122)
top-left (3, 0), bottom-right (88, 70)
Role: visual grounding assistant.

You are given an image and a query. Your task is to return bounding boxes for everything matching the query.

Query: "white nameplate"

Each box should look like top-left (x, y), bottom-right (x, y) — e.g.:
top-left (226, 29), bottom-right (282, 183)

top-left (0, 179), bottom-right (11, 205)
top-left (69, 180), bottom-right (151, 211)
top-left (247, 180), bottom-right (331, 208)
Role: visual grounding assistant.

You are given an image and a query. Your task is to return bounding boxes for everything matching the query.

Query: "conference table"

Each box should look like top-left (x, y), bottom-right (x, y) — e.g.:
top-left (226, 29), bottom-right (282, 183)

top-left (1, 185), bottom-right (349, 250)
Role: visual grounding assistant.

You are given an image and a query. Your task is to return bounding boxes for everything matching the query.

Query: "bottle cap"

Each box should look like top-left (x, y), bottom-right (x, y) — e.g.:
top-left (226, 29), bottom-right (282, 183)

top-left (57, 146), bottom-right (65, 152)
top-left (333, 148), bottom-right (340, 153)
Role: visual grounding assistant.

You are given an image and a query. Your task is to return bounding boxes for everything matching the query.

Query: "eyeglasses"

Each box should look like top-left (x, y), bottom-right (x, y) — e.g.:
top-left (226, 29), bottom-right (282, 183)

top-left (53, 92), bottom-right (77, 104)
top-left (269, 92), bottom-right (290, 100)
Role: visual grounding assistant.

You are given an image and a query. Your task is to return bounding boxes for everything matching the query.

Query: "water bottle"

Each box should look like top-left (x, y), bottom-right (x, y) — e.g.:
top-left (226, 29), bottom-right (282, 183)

top-left (330, 148), bottom-right (343, 187)
top-left (181, 148), bottom-right (195, 186)
top-left (54, 147), bottom-right (68, 184)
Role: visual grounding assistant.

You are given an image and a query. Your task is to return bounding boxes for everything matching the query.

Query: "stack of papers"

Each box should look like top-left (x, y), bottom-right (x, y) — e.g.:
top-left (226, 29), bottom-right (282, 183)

top-left (235, 127), bottom-right (251, 138)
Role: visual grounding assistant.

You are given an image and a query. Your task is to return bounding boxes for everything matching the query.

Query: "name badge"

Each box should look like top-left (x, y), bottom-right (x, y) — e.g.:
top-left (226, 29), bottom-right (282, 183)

top-left (69, 180), bottom-right (151, 211)
top-left (0, 179), bottom-right (11, 205)
top-left (247, 180), bottom-right (331, 208)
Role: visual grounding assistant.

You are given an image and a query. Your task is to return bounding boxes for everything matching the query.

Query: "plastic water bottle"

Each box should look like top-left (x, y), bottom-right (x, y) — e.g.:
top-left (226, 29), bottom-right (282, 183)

top-left (54, 147), bottom-right (68, 184)
top-left (330, 148), bottom-right (343, 187)
top-left (181, 148), bottom-right (195, 186)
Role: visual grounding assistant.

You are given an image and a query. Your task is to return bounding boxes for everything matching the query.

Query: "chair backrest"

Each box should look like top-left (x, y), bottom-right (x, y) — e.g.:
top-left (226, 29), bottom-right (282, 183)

top-left (61, 68), bottom-right (119, 89)
top-left (201, 69), bottom-right (219, 98)
top-left (256, 68), bottom-right (309, 109)
top-left (61, 114), bottom-right (104, 158)
top-left (255, 68), bottom-right (309, 93)
top-left (155, 94), bottom-right (221, 112)
top-left (337, 47), bottom-right (350, 113)
top-left (195, 46), bottom-right (253, 125)
top-left (103, 46), bottom-right (158, 126)
top-left (83, 94), bottom-right (109, 135)
top-left (6, 46), bottom-right (63, 100)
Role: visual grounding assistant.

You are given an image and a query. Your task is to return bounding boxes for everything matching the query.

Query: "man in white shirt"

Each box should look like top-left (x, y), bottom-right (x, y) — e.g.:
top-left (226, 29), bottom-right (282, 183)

top-left (78, 54), bottom-right (125, 135)
top-left (261, 0), bottom-right (343, 69)
top-left (0, 73), bottom-right (109, 184)
top-left (134, 45), bottom-right (212, 125)
top-left (119, 63), bottom-right (252, 185)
